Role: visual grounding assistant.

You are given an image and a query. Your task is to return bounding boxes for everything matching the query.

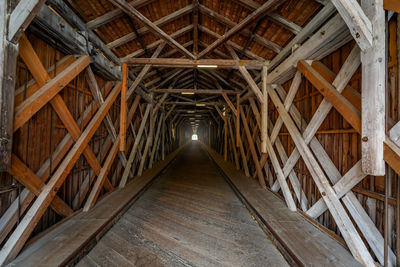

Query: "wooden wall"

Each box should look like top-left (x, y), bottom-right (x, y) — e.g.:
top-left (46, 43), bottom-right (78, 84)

top-left (211, 14), bottom-right (399, 262)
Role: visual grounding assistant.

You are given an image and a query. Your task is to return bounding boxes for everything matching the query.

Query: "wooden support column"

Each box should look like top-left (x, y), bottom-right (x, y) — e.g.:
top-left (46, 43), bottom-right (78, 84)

top-left (236, 94), bottom-right (240, 147)
top-left (120, 63), bottom-right (128, 151)
top-left (261, 64), bottom-right (268, 153)
top-left (119, 104), bottom-right (151, 187)
top-left (0, 2), bottom-right (18, 170)
top-left (240, 109), bottom-right (266, 188)
top-left (360, 0), bottom-right (386, 175)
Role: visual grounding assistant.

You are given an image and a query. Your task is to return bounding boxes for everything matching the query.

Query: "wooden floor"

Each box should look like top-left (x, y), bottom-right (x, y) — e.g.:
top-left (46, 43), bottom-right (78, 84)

top-left (204, 144), bottom-right (361, 267)
top-left (77, 143), bottom-right (288, 267)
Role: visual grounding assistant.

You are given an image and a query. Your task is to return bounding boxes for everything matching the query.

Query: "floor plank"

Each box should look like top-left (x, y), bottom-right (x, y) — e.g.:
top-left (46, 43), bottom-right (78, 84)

top-left (77, 143), bottom-right (288, 267)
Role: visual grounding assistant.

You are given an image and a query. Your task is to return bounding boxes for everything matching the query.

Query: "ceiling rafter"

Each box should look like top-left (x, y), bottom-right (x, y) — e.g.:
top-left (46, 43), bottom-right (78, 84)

top-left (107, 4), bottom-right (193, 49)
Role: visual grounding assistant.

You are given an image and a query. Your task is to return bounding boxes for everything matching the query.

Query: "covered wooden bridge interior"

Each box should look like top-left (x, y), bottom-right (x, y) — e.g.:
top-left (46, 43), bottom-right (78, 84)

top-left (0, 0), bottom-right (400, 266)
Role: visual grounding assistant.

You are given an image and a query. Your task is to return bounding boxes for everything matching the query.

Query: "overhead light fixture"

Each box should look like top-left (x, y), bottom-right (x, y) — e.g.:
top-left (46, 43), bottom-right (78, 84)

top-left (196, 103), bottom-right (206, 107)
top-left (181, 92), bottom-right (195, 95)
top-left (187, 110), bottom-right (195, 113)
top-left (197, 65), bottom-right (218, 68)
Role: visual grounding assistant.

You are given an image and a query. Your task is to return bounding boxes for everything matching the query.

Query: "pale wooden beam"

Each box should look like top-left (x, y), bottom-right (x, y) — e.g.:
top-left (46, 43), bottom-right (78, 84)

top-left (360, 0), bottom-right (386, 175)
top-left (0, 1), bottom-right (18, 170)
top-left (261, 64), bottom-right (268, 153)
top-left (127, 43), bottom-right (165, 99)
top-left (120, 63), bottom-right (128, 151)
top-left (331, 0), bottom-right (373, 51)
top-left (227, 46), bottom-right (264, 103)
top-left (197, 0), bottom-right (284, 58)
top-left (119, 104), bottom-right (151, 187)
top-left (267, 85), bottom-right (375, 266)
top-left (108, 0), bottom-right (195, 59)
top-left (7, 0), bottom-right (46, 43)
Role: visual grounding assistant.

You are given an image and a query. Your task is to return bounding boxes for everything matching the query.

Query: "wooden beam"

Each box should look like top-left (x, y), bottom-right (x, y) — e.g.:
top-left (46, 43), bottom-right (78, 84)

top-left (107, 5), bottom-right (193, 50)
top-left (108, 0), bottom-right (195, 59)
top-left (198, 25), bottom-right (268, 60)
top-left (150, 89), bottom-right (238, 94)
top-left (0, 83), bottom-right (121, 265)
top-left (8, 155), bottom-right (73, 217)
top-left (297, 60), bottom-right (361, 133)
top-left (7, 0), bottom-right (46, 43)
top-left (193, 0), bottom-right (199, 56)
top-left (331, 0), bottom-right (373, 51)
top-left (261, 64), bottom-right (268, 153)
top-left (197, 0), bottom-right (284, 59)
top-left (360, 0), bottom-right (386, 175)
top-left (13, 55), bottom-right (90, 132)
top-left (18, 36), bottom-right (115, 190)
top-left (121, 57), bottom-right (265, 69)
top-left (269, 2), bottom-right (336, 69)
top-left (153, 93), bottom-right (168, 116)
top-left (0, 1), bottom-right (18, 170)
top-left (120, 63), bottom-right (128, 151)
top-left (119, 104), bottom-right (151, 187)
top-left (384, 0), bottom-right (400, 12)
top-left (267, 85), bottom-right (375, 266)
top-left (83, 136), bottom-right (120, 211)
top-left (126, 43), bottom-right (165, 99)
top-left (221, 93), bottom-right (237, 116)
top-left (86, 0), bottom-right (154, 29)
top-left (240, 109), bottom-right (266, 188)
top-left (122, 25), bottom-right (193, 59)
top-left (165, 104), bottom-right (176, 120)
top-left (236, 94), bottom-right (240, 147)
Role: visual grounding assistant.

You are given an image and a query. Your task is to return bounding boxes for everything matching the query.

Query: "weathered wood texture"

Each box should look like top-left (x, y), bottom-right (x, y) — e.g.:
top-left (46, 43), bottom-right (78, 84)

top-left (78, 143), bottom-right (288, 266)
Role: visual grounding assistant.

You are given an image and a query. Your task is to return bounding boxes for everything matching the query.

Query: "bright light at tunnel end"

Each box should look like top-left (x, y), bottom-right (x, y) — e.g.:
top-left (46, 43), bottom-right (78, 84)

top-left (192, 134), bottom-right (198, 141)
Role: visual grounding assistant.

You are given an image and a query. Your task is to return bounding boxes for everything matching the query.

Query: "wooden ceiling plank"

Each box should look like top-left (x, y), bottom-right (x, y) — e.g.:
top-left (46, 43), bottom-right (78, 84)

top-left (108, 0), bottom-right (195, 59)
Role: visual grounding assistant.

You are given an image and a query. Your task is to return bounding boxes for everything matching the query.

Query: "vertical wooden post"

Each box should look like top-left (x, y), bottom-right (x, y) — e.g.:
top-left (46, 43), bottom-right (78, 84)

top-left (224, 114), bottom-right (228, 161)
top-left (161, 114), bottom-right (165, 160)
top-left (120, 63), bottom-right (128, 151)
top-left (0, 1), bottom-right (18, 171)
top-left (261, 63), bottom-right (268, 153)
top-left (236, 94), bottom-right (240, 147)
top-left (360, 0), bottom-right (386, 175)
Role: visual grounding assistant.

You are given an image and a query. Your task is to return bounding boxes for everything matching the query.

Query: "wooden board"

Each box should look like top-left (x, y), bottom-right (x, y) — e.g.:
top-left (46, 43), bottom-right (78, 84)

top-left (202, 144), bottom-right (361, 267)
top-left (8, 146), bottom-right (184, 266)
top-left (77, 143), bottom-right (288, 266)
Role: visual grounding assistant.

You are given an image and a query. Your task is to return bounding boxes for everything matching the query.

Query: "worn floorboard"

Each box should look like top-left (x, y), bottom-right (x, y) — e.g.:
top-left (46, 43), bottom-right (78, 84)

top-left (77, 143), bottom-right (288, 267)
top-left (202, 143), bottom-right (361, 267)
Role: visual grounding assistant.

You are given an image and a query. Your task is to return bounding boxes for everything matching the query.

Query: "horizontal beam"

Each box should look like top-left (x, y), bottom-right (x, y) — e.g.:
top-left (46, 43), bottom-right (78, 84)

top-left (121, 58), bottom-right (266, 69)
top-left (150, 89), bottom-right (239, 94)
